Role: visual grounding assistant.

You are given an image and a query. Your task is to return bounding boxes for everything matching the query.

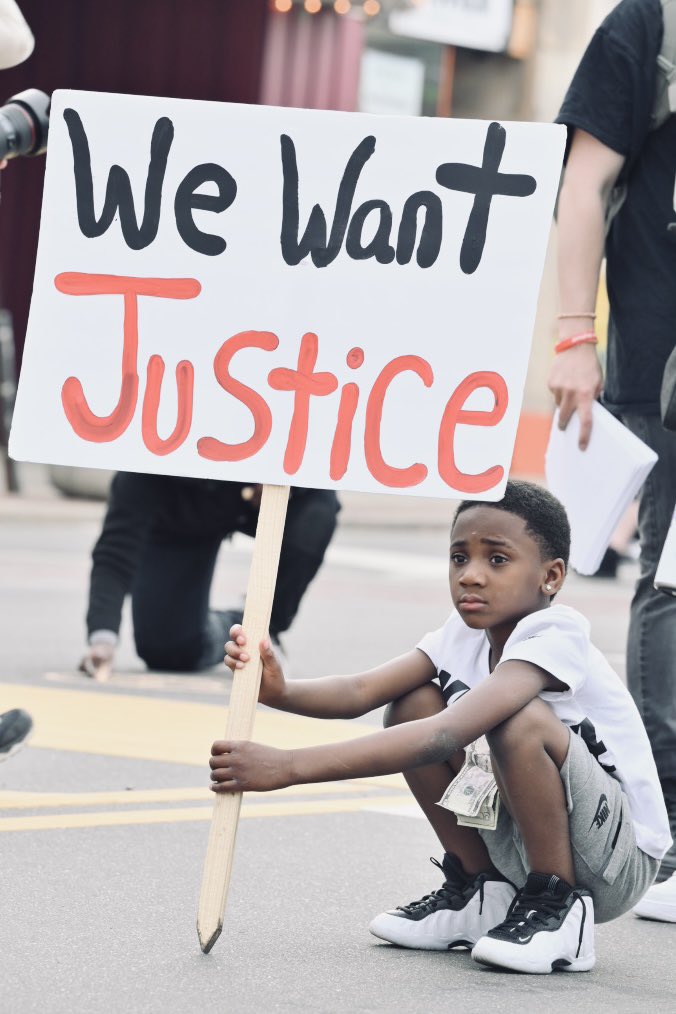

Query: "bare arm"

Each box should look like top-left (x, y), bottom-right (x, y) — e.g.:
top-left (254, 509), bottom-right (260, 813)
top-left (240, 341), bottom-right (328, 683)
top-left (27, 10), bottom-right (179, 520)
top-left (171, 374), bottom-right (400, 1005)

top-left (226, 627), bottom-right (436, 719)
top-left (210, 659), bottom-right (560, 792)
top-left (548, 129), bottom-right (625, 449)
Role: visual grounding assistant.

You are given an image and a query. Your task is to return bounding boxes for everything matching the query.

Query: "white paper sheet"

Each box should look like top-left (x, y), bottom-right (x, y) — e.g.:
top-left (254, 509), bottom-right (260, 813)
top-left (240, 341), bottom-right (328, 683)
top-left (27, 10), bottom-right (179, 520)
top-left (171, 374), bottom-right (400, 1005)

top-left (545, 403), bottom-right (657, 575)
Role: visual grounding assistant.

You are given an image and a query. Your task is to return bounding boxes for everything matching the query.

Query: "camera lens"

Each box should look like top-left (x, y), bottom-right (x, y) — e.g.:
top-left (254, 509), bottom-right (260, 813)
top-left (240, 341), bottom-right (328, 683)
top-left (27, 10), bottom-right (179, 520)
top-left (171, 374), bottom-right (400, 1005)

top-left (0, 88), bottom-right (50, 161)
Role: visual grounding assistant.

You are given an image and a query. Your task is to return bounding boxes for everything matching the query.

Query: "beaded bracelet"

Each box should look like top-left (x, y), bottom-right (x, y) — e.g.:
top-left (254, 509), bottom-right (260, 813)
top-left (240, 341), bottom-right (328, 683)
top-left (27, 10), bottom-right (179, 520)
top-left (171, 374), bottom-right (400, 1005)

top-left (554, 330), bottom-right (598, 354)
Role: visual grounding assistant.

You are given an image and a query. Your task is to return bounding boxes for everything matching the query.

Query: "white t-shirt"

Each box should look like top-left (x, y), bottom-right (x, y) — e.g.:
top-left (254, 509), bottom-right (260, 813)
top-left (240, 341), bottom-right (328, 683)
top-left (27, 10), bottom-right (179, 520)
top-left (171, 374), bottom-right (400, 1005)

top-left (417, 603), bottom-right (671, 860)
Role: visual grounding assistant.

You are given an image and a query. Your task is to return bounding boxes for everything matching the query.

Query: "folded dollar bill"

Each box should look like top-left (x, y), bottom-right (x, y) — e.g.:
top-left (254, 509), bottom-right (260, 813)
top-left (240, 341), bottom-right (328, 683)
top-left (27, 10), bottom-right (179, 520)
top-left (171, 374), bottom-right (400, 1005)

top-left (456, 791), bottom-right (500, 831)
top-left (437, 738), bottom-right (498, 819)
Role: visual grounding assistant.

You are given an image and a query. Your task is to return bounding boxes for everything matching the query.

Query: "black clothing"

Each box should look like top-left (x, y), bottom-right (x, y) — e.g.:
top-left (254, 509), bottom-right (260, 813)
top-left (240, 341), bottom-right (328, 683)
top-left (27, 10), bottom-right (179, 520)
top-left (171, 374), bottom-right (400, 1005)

top-left (557, 0), bottom-right (676, 414)
top-left (87, 472), bottom-right (340, 671)
top-left (557, 1), bottom-right (676, 872)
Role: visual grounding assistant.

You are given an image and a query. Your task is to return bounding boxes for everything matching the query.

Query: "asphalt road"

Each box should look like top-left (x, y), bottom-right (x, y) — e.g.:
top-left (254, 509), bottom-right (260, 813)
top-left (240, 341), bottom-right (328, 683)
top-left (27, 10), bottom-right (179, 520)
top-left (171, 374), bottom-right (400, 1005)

top-left (1, 487), bottom-right (674, 1013)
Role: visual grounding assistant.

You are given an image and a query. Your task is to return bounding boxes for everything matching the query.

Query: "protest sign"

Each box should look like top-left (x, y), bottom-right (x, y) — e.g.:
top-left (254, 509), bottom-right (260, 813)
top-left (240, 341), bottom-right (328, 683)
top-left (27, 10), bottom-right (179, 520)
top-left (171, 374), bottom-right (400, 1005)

top-left (8, 91), bottom-right (564, 951)
top-left (10, 90), bottom-right (564, 501)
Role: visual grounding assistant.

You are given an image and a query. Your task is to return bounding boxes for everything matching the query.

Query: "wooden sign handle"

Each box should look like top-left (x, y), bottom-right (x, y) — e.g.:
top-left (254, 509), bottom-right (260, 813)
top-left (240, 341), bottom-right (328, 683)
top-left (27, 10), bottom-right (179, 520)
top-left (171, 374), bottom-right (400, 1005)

top-left (197, 483), bottom-right (290, 953)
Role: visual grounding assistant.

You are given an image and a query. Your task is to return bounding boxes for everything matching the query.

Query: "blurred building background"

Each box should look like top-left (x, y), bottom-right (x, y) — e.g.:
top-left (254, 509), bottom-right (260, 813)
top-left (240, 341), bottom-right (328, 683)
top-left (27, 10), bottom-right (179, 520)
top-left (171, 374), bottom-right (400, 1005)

top-left (0, 0), bottom-right (617, 488)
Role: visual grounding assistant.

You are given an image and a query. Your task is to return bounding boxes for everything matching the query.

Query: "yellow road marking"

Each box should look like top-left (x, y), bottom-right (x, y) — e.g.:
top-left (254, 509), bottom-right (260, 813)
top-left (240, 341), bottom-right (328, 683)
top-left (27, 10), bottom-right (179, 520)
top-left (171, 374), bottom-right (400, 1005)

top-left (0, 787), bottom-right (213, 809)
top-left (0, 683), bottom-right (405, 789)
top-left (0, 780), bottom-right (406, 810)
top-left (0, 795), bottom-right (412, 832)
top-left (0, 679), bottom-right (408, 838)
top-left (45, 670), bottom-right (228, 696)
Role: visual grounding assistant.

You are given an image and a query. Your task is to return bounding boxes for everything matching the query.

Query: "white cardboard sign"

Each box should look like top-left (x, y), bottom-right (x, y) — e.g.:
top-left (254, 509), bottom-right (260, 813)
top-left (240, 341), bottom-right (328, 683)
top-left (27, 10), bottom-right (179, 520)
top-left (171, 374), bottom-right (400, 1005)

top-left (10, 90), bottom-right (564, 500)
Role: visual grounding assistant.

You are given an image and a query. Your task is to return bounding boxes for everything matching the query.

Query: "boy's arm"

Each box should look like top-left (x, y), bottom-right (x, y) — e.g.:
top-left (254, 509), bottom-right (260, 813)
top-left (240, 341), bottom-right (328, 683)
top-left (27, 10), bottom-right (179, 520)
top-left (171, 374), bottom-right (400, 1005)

top-left (210, 658), bottom-right (561, 792)
top-left (229, 629), bottom-right (436, 719)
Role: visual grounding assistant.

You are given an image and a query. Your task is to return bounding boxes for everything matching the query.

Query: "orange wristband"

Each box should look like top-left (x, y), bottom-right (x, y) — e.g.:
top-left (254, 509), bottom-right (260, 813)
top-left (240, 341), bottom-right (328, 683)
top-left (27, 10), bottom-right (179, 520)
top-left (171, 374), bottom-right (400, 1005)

top-left (554, 330), bottom-right (598, 354)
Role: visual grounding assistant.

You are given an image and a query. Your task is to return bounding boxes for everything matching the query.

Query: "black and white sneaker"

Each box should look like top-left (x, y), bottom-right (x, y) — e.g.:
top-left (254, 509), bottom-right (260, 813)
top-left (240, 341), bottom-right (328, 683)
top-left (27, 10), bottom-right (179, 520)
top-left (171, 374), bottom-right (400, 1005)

top-left (471, 872), bottom-right (595, 973)
top-left (368, 853), bottom-right (516, 951)
top-left (0, 709), bottom-right (33, 763)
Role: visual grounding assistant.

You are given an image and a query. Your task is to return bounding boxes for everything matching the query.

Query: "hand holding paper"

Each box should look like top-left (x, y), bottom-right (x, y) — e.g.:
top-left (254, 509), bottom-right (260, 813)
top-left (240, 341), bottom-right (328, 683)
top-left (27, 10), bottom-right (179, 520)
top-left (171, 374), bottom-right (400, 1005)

top-left (545, 402), bottom-right (657, 575)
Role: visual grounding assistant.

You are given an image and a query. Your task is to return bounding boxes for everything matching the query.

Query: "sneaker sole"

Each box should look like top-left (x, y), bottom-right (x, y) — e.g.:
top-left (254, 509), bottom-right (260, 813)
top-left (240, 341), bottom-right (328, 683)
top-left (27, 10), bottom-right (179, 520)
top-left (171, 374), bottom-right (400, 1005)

top-left (369, 913), bottom-right (476, 951)
top-left (633, 901), bottom-right (676, 923)
top-left (471, 939), bottom-right (595, 974)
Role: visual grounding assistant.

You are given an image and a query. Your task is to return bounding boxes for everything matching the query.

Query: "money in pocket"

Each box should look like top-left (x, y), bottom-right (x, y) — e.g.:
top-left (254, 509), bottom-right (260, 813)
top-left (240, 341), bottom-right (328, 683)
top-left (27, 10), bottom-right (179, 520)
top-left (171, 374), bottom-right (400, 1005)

top-left (437, 739), bottom-right (498, 820)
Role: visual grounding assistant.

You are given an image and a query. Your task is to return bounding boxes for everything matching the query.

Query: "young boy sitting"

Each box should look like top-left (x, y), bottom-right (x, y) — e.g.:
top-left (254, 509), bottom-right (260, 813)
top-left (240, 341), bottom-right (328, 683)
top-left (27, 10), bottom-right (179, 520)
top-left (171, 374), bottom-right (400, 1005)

top-left (209, 480), bottom-right (671, 974)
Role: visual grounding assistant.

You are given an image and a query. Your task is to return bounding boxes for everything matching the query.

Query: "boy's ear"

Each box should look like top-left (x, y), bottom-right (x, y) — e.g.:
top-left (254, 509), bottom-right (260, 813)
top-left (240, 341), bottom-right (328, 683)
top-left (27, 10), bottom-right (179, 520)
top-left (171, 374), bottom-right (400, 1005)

top-left (542, 558), bottom-right (566, 597)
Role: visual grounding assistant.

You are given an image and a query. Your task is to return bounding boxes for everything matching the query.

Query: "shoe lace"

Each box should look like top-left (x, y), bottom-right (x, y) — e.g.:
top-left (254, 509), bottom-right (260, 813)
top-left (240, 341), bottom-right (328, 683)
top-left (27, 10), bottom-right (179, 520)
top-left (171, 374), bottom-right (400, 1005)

top-left (396, 857), bottom-right (486, 916)
top-left (497, 887), bottom-right (587, 957)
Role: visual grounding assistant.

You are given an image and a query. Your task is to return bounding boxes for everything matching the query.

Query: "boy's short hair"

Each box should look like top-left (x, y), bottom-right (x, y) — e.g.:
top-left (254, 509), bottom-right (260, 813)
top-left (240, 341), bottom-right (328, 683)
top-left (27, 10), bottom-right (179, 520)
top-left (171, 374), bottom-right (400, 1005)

top-left (454, 480), bottom-right (571, 567)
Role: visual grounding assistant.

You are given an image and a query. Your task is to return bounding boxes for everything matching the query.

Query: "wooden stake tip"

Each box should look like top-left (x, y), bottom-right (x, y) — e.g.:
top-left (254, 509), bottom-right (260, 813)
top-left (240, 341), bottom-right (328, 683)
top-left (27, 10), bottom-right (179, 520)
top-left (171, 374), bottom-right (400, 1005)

top-left (198, 922), bottom-right (222, 954)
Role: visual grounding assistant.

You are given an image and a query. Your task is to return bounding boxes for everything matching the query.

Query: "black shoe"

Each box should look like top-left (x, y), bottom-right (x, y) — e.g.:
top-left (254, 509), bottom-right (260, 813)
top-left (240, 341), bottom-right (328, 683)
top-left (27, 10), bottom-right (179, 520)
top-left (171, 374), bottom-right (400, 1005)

top-left (213, 608), bottom-right (282, 646)
top-left (206, 608), bottom-right (286, 670)
top-left (215, 608), bottom-right (244, 637)
top-left (472, 872), bottom-right (595, 973)
top-left (0, 709), bottom-right (33, 762)
top-left (368, 853), bottom-right (515, 951)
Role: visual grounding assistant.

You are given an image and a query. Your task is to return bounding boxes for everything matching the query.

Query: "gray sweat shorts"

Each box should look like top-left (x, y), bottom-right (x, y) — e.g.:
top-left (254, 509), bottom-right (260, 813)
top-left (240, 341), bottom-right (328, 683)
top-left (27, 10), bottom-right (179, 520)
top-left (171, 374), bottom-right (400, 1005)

top-left (478, 729), bottom-right (659, 922)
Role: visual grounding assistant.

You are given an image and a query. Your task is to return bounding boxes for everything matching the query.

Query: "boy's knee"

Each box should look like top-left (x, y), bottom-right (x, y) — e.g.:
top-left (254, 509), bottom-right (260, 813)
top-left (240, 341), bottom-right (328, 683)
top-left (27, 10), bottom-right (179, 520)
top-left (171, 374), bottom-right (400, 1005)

top-left (486, 709), bottom-right (526, 755)
top-left (487, 698), bottom-right (546, 752)
top-left (383, 682), bottom-right (445, 729)
top-left (486, 698), bottom-right (567, 760)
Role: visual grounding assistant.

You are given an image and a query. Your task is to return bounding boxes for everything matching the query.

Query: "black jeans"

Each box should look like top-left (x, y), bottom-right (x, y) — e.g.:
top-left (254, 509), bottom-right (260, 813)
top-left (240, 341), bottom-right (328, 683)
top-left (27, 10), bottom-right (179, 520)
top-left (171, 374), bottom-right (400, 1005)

top-left (622, 415), bottom-right (676, 786)
top-left (131, 490), bottom-right (339, 671)
top-left (622, 415), bottom-right (676, 874)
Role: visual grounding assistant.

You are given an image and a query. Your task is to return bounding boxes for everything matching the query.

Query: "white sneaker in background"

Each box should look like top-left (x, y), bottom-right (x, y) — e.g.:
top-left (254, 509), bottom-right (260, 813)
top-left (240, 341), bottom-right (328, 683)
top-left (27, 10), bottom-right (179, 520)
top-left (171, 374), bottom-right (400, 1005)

top-left (633, 873), bottom-right (676, 923)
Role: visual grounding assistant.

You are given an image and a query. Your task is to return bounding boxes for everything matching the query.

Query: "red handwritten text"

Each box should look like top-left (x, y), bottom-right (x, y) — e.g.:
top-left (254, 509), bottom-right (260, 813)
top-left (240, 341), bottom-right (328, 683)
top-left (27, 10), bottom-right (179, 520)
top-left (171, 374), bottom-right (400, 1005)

top-left (56, 272), bottom-right (508, 494)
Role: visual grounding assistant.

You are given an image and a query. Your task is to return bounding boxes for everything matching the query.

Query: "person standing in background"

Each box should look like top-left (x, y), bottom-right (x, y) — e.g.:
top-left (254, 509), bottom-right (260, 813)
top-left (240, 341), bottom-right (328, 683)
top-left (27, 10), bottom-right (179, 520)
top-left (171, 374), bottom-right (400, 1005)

top-left (549, 0), bottom-right (676, 918)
